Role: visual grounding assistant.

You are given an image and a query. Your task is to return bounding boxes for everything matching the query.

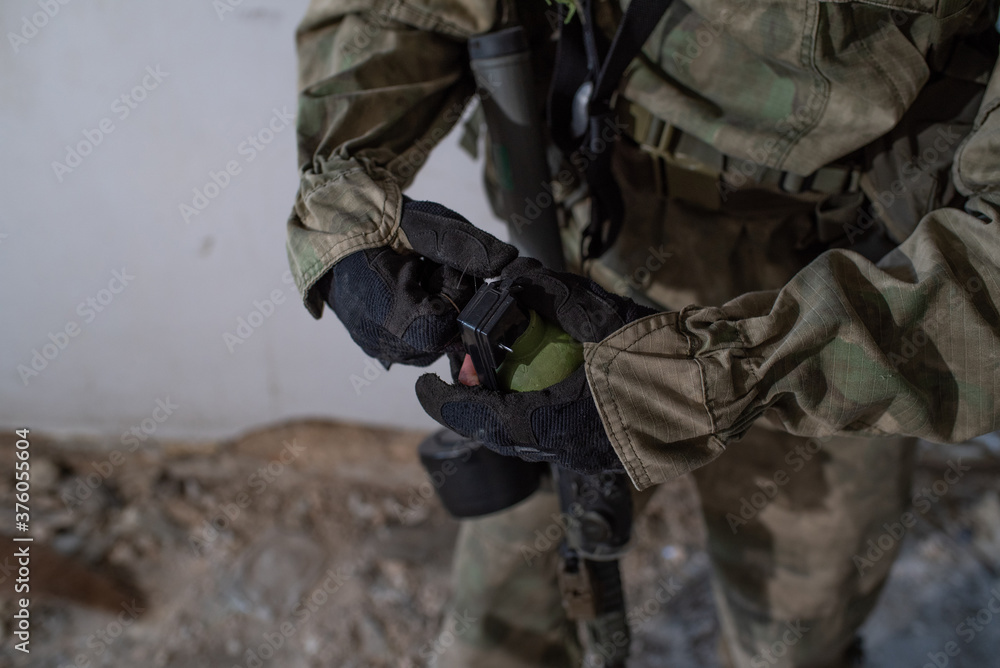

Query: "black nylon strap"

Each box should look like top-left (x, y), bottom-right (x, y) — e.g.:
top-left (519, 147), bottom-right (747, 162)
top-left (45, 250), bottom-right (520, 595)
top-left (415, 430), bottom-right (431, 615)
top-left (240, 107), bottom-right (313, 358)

top-left (547, 0), bottom-right (672, 260)
top-left (547, 2), bottom-right (590, 156)
top-left (592, 0), bottom-right (669, 114)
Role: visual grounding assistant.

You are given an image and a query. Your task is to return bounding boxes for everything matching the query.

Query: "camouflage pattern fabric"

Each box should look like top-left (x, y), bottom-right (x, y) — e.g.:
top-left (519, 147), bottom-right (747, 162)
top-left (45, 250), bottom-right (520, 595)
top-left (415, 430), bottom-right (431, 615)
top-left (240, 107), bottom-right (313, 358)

top-left (289, 0), bottom-right (1000, 487)
top-left (431, 478), bottom-right (660, 667)
top-left (623, 0), bottom-right (997, 176)
top-left (435, 429), bottom-right (916, 668)
top-left (287, 0), bottom-right (1000, 664)
top-left (429, 485), bottom-right (584, 668)
top-left (692, 429), bottom-right (917, 668)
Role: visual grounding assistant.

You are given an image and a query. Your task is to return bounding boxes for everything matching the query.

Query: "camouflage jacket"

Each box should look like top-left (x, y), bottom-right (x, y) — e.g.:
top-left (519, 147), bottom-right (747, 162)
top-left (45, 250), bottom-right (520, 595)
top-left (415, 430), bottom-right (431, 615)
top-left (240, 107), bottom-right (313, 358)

top-left (287, 0), bottom-right (1000, 490)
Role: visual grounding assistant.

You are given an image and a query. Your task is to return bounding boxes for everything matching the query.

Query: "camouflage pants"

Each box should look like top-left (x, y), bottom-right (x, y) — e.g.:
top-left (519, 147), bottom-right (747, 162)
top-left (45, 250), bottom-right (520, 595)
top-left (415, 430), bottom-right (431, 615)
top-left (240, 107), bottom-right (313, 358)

top-left (432, 425), bottom-right (917, 668)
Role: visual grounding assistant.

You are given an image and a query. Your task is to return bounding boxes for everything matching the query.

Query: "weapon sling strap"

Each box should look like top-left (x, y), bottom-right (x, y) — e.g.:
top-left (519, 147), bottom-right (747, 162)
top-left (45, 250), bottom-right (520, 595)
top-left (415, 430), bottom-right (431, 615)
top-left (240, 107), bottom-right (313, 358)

top-left (547, 0), bottom-right (672, 260)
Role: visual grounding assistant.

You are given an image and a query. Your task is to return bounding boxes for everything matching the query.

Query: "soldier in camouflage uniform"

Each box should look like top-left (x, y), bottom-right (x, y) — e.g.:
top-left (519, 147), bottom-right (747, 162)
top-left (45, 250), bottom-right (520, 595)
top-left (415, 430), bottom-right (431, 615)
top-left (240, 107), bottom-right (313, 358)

top-left (287, 0), bottom-right (1000, 665)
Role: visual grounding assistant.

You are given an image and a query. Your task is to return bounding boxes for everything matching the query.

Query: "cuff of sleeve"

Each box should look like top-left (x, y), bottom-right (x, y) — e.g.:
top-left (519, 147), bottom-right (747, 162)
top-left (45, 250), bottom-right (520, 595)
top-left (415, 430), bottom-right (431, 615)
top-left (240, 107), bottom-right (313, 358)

top-left (584, 307), bottom-right (758, 490)
top-left (287, 158), bottom-right (406, 319)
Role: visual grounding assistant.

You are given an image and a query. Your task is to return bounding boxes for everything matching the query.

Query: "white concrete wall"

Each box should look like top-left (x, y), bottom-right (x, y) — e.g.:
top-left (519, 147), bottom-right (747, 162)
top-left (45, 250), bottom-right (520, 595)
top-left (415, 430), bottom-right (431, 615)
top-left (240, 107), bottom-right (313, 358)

top-left (0, 0), bottom-right (505, 440)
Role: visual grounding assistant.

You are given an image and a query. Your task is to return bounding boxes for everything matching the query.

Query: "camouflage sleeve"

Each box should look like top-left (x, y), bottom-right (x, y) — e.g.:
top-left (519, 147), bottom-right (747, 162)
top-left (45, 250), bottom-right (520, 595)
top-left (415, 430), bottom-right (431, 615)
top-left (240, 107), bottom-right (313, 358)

top-left (585, 51), bottom-right (1000, 491)
top-left (287, 0), bottom-right (495, 317)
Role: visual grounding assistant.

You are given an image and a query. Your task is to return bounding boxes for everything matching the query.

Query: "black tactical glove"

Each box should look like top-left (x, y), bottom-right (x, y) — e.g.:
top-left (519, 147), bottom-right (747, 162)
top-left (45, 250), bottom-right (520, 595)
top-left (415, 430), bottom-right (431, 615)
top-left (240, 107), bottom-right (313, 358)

top-left (415, 257), bottom-right (658, 475)
top-left (321, 199), bottom-right (518, 367)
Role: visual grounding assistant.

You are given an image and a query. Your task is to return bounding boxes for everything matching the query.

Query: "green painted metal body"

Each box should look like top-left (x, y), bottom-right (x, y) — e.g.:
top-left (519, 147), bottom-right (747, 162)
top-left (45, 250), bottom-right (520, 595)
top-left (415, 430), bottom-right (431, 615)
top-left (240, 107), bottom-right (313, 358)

top-left (497, 310), bottom-right (583, 392)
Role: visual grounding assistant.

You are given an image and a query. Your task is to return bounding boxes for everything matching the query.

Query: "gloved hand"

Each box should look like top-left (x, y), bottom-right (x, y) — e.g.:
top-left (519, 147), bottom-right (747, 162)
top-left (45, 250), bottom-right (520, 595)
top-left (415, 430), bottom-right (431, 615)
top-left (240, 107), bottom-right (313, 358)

top-left (321, 198), bottom-right (518, 366)
top-left (415, 257), bottom-right (658, 475)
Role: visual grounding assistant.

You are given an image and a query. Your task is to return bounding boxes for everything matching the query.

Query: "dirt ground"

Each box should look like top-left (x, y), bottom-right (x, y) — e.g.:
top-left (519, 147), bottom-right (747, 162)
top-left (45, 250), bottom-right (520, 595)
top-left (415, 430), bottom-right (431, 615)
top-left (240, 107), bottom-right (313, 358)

top-left (1, 421), bottom-right (998, 668)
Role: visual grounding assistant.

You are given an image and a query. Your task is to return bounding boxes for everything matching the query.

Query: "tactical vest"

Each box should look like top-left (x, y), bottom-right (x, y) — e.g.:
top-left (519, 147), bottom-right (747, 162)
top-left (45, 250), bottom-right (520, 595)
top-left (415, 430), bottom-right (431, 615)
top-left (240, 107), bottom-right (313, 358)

top-left (472, 0), bottom-right (998, 309)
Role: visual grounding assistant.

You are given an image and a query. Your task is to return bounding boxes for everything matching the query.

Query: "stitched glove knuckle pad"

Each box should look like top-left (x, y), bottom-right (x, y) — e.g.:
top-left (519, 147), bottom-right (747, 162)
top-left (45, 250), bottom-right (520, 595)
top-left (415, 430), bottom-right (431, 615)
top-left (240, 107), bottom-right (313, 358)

top-left (502, 260), bottom-right (652, 343)
top-left (325, 199), bottom-right (520, 366)
top-left (327, 250), bottom-right (454, 366)
top-left (401, 199), bottom-right (517, 276)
